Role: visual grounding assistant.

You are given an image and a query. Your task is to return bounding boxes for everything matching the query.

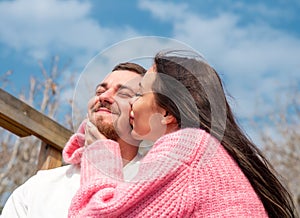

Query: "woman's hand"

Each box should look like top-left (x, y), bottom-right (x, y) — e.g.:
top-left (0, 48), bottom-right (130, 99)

top-left (85, 121), bottom-right (107, 146)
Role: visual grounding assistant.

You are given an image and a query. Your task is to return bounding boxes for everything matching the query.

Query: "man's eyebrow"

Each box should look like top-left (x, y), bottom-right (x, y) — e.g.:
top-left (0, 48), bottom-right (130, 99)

top-left (117, 84), bottom-right (135, 93)
top-left (95, 83), bottom-right (107, 91)
top-left (95, 83), bottom-right (135, 93)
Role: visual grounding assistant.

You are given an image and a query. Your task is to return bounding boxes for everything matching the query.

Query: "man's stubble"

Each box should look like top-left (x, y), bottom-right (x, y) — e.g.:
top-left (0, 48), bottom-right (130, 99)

top-left (94, 116), bottom-right (119, 142)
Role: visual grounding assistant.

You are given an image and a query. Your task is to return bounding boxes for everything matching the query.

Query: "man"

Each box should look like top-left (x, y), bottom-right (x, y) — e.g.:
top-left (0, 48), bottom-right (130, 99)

top-left (1, 62), bottom-right (146, 218)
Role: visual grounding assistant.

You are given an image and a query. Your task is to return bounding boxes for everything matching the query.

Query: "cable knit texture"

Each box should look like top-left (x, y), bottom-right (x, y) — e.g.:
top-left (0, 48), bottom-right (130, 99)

top-left (66, 128), bottom-right (268, 218)
top-left (63, 120), bottom-right (87, 165)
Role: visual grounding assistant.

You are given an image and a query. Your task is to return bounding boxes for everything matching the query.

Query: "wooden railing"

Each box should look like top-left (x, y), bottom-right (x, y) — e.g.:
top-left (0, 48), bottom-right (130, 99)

top-left (0, 88), bottom-right (73, 170)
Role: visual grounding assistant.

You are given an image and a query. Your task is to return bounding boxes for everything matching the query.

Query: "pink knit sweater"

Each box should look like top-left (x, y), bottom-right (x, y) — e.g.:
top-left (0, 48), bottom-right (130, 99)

top-left (63, 127), bottom-right (268, 218)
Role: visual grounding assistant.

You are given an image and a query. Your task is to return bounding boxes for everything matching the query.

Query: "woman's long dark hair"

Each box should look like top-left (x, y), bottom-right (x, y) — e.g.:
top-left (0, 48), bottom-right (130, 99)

top-left (152, 50), bottom-right (297, 218)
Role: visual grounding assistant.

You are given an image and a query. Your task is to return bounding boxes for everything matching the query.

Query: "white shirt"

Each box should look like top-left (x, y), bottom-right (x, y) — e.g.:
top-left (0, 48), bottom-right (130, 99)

top-left (1, 155), bottom-right (141, 218)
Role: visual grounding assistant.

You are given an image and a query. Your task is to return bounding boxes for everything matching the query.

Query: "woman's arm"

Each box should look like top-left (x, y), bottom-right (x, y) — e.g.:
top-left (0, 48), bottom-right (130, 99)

top-left (68, 129), bottom-right (203, 217)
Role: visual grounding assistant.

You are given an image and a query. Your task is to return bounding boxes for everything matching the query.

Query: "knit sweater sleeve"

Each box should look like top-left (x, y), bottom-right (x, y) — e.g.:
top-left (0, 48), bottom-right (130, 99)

top-left (187, 133), bottom-right (268, 217)
top-left (63, 119), bottom-right (87, 165)
top-left (68, 139), bottom-right (124, 217)
top-left (68, 128), bottom-right (203, 218)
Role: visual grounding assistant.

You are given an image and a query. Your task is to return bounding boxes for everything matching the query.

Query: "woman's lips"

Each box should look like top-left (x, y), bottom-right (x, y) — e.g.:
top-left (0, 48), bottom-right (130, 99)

top-left (130, 110), bottom-right (134, 119)
top-left (129, 110), bottom-right (134, 125)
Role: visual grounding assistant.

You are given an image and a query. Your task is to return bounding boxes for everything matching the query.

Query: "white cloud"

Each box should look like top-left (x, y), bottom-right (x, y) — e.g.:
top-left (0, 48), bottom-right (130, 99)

top-left (139, 0), bottom-right (300, 145)
top-left (0, 0), bottom-right (138, 64)
top-left (232, 1), bottom-right (297, 21)
top-left (138, 0), bottom-right (188, 21)
top-left (139, 0), bottom-right (300, 119)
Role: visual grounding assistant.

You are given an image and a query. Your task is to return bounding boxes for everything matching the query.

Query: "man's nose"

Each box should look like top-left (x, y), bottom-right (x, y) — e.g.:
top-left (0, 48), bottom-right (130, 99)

top-left (98, 89), bottom-right (115, 104)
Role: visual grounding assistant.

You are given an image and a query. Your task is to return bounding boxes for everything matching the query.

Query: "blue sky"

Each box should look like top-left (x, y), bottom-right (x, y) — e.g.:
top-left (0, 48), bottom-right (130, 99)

top-left (1, 0), bottom-right (300, 145)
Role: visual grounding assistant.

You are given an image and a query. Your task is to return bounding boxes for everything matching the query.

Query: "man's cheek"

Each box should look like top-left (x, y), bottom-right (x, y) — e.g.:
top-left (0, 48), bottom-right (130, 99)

top-left (87, 96), bottom-right (97, 108)
top-left (117, 102), bottom-right (132, 127)
top-left (117, 99), bottom-right (131, 114)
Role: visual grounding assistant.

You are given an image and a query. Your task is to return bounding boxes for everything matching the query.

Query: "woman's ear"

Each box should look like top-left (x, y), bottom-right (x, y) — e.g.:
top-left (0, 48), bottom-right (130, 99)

top-left (161, 111), bottom-right (177, 125)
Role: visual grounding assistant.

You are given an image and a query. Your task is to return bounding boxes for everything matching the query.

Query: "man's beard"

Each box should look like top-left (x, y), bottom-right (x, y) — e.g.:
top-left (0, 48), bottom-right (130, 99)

top-left (94, 117), bottom-right (119, 142)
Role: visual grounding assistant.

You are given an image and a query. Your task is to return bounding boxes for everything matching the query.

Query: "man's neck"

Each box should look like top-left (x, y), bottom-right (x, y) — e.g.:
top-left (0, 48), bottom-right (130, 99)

top-left (117, 138), bottom-right (139, 166)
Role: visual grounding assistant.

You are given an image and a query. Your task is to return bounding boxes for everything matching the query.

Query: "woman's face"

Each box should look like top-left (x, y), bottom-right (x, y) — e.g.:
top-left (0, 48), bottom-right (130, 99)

top-left (130, 66), bottom-right (167, 141)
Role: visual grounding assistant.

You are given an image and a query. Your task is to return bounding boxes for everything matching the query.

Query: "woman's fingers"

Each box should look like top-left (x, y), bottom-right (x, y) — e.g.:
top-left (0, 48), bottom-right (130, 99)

top-left (85, 121), bottom-right (107, 146)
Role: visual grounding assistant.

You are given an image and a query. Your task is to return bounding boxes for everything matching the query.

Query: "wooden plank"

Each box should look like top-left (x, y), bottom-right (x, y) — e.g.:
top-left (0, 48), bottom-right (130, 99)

top-left (37, 142), bottom-right (63, 170)
top-left (0, 88), bottom-right (73, 151)
top-left (0, 116), bottom-right (31, 137)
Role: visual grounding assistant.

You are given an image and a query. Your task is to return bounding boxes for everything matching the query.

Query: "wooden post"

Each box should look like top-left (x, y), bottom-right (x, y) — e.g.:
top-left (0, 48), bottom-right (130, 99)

top-left (37, 142), bottom-right (63, 170)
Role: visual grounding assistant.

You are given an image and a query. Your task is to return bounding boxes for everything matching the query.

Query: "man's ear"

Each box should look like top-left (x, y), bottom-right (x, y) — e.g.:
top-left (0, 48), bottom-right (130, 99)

top-left (161, 111), bottom-right (177, 125)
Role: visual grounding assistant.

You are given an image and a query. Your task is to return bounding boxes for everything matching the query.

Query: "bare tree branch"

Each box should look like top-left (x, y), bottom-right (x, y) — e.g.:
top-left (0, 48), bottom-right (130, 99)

top-left (257, 82), bottom-right (300, 214)
top-left (0, 55), bottom-right (76, 210)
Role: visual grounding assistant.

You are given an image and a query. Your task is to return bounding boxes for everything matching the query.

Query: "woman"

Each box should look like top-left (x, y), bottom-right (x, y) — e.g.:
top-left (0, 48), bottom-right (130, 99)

top-left (67, 50), bottom-right (296, 217)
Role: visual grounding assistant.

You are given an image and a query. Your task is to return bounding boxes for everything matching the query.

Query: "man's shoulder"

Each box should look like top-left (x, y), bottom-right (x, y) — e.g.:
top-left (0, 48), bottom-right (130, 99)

top-left (13, 164), bottom-right (80, 197)
top-left (1, 165), bottom-right (81, 218)
top-left (35, 164), bottom-right (80, 181)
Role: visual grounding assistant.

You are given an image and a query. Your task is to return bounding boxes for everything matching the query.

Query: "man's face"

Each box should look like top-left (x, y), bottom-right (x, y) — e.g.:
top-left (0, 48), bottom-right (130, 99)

top-left (87, 70), bottom-right (142, 143)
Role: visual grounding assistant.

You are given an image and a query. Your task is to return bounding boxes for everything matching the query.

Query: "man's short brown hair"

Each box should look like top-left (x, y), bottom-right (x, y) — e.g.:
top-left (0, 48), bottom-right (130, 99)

top-left (112, 62), bottom-right (146, 76)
